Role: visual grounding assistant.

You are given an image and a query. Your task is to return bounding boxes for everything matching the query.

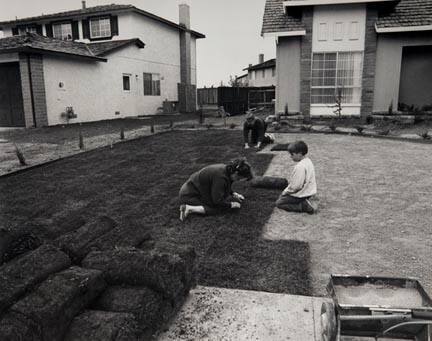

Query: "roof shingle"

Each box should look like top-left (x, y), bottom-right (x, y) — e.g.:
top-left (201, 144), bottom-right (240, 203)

top-left (262, 0), bottom-right (432, 33)
top-left (261, 0), bottom-right (305, 34)
top-left (87, 39), bottom-right (144, 56)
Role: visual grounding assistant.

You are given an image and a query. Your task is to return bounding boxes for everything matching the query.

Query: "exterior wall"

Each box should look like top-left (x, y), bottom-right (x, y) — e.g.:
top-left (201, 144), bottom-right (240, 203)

top-left (300, 8), bottom-right (314, 119)
top-left (1, 27), bottom-right (13, 37)
top-left (360, 5), bottom-right (378, 119)
top-left (43, 45), bottom-right (171, 125)
top-left (115, 12), bottom-right (182, 103)
top-left (0, 52), bottom-right (19, 63)
top-left (276, 37), bottom-right (301, 113)
top-left (373, 32), bottom-right (432, 112)
top-left (18, 53), bottom-right (48, 127)
top-left (248, 67), bottom-right (276, 87)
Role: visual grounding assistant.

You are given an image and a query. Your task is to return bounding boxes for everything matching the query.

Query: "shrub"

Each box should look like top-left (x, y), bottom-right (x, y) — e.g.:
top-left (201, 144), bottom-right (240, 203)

top-left (150, 122), bottom-right (155, 134)
top-left (388, 101), bottom-right (394, 115)
top-left (355, 126), bottom-right (364, 134)
top-left (120, 127), bottom-right (125, 140)
top-left (14, 144), bottom-right (27, 166)
top-left (79, 131), bottom-right (84, 150)
top-left (206, 124), bottom-right (213, 130)
top-left (300, 125), bottom-right (312, 132)
top-left (418, 130), bottom-right (431, 140)
top-left (328, 123), bottom-right (337, 132)
top-left (284, 103), bottom-right (289, 116)
top-left (379, 129), bottom-right (390, 136)
top-left (229, 123), bottom-right (236, 129)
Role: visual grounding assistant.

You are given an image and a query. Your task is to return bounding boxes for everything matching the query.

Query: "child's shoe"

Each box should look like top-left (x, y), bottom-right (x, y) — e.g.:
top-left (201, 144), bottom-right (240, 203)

top-left (303, 199), bottom-right (318, 214)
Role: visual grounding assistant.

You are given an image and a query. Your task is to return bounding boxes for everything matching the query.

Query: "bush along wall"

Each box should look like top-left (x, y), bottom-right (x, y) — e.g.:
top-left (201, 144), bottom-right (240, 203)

top-left (0, 216), bottom-right (196, 340)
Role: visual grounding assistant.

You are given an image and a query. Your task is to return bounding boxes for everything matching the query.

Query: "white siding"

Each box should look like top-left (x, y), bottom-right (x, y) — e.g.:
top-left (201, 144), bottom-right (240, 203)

top-left (312, 4), bottom-right (366, 52)
top-left (43, 45), bottom-right (176, 125)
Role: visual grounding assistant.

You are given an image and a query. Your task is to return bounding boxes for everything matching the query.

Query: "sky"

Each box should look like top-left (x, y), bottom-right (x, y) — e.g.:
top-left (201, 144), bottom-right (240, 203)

top-left (0, 0), bottom-right (276, 87)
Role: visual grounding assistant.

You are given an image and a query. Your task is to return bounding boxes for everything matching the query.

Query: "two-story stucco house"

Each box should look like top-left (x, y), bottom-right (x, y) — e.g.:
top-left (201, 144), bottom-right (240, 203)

top-left (243, 54), bottom-right (276, 87)
top-left (262, 0), bottom-right (432, 119)
top-left (0, 2), bottom-right (204, 127)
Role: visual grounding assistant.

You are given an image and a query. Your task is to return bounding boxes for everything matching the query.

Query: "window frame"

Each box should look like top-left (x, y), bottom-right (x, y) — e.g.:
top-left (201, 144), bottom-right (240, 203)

top-left (143, 72), bottom-right (161, 96)
top-left (90, 17), bottom-right (111, 39)
top-left (310, 51), bottom-right (363, 105)
top-left (52, 22), bottom-right (73, 41)
top-left (122, 74), bottom-right (131, 92)
top-left (18, 26), bottom-right (38, 35)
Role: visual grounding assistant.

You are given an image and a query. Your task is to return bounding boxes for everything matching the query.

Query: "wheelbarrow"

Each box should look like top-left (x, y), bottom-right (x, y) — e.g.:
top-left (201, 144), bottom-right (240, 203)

top-left (321, 275), bottom-right (432, 341)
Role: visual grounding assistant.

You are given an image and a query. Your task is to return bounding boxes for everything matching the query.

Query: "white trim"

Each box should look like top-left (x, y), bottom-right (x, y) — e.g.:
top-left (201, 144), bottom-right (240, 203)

top-left (262, 30), bottom-right (306, 38)
top-left (375, 24), bottom-right (432, 33)
top-left (284, 0), bottom-right (395, 6)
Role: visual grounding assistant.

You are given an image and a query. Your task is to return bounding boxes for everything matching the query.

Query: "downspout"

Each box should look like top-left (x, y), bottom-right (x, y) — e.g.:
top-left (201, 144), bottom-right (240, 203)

top-left (26, 54), bottom-right (37, 127)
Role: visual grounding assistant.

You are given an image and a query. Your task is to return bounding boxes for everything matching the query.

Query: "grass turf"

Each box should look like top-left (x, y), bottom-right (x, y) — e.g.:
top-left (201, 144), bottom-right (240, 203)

top-left (0, 130), bottom-right (311, 295)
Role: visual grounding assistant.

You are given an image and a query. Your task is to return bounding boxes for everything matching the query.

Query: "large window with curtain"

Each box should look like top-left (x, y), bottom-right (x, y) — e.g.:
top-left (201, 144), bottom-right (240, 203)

top-left (311, 51), bottom-right (363, 104)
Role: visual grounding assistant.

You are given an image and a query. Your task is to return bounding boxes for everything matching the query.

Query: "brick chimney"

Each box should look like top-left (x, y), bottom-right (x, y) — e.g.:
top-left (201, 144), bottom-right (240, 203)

top-left (178, 1), bottom-right (195, 113)
top-left (259, 54), bottom-right (264, 64)
top-left (179, 1), bottom-right (190, 29)
top-left (82, 1), bottom-right (86, 9)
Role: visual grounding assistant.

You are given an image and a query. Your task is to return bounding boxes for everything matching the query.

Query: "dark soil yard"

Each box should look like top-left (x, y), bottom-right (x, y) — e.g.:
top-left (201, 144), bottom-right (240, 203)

top-left (0, 130), bottom-right (312, 295)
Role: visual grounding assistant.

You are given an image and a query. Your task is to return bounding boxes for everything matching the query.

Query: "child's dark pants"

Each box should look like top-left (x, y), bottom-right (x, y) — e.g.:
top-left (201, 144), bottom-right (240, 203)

top-left (276, 193), bottom-right (309, 213)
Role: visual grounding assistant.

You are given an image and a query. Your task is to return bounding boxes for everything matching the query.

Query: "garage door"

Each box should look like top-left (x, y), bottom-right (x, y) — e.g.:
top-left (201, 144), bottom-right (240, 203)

top-left (399, 45), bottom-right (432, 110)
top-left (0, 62), bottom-right (25, 127)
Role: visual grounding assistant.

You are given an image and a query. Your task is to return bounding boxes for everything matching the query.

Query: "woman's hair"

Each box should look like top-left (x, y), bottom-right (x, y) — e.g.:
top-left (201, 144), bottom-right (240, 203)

top-left (287, 141), bottom-right (308, 155)
top-left (226, 158), bottom-right (253, 180)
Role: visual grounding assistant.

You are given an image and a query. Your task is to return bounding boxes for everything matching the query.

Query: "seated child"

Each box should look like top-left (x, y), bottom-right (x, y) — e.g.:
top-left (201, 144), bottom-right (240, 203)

top-left (276, 141), bottom-right (317, 214)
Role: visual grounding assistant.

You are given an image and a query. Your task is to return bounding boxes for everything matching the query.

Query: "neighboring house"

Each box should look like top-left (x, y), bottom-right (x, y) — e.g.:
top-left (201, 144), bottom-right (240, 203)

top-left (235, 73), bottom-right (248, 87)
top-left (262, 0), bottom-right (432, 118)
top-left (0, 2), bottom-right (204, 127)
top-left (243, 54), bottom-right (276, 87)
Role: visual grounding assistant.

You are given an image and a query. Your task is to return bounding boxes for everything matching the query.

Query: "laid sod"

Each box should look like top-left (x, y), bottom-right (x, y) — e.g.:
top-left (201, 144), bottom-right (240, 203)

top-left (0, 130), bottom-right (311, 295)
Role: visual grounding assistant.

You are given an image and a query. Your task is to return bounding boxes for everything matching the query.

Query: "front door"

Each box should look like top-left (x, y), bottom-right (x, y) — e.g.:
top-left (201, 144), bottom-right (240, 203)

top-left (0, 62), bottom-right (25, 127)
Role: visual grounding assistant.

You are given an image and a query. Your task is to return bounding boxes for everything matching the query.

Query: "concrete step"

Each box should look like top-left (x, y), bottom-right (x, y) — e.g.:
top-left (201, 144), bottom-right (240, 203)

top-left (157, 285), bottom-right (331, 341)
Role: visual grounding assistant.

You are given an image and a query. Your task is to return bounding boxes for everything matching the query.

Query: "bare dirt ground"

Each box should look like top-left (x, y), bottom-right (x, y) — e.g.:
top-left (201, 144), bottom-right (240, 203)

top-left (262, 133), bottom-right (432, 297)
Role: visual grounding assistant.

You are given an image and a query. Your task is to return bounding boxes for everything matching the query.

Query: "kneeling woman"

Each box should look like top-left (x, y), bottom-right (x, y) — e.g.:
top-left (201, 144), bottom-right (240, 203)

top-left (179, 159), bottom-right (253, 221)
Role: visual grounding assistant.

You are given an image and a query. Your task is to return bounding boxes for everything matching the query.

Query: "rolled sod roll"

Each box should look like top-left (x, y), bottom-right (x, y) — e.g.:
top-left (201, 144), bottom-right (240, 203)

top-left (250, 176), bottom-right (288, 189)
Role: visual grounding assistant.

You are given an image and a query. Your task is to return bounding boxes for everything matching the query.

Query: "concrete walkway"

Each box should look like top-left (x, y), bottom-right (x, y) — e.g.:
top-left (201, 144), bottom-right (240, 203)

top-left (158, 286), bottom-right (330, 341)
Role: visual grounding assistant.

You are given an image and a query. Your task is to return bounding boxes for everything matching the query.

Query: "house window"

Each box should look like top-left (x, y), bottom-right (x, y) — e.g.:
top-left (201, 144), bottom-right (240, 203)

top-left (90, 18), bottom-right (111, 38)
top-left (143, 73), bottom-right (160, 96)
top-left (53, 23), bottom-right (72, 41)
top-left (311, 51), bottom-right (363, 104)
top-left (272, 67), bottom-right (276, 77)
top-left (262, 69), bottom-right (265, 78)
top-left (19, 27), bottom-right (37, 35)
top-left (123, 74), bottom-right (131, 91)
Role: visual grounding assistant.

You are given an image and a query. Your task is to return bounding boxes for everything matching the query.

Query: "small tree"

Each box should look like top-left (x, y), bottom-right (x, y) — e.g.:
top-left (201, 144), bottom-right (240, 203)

top-left (150, 121), bottom-right (155, 133)
top-left (388, 100), bottom-right (394, 115)
top-left (228, 75), bottom-right (242, 87)
top-left (78, 130), bottom-right (84, 150)
top-left (14, 144), bottom-right (27, 166)
top-left (120, 126), bottom-right (125, 140)
top-left (284, 103), bottom-right (289, 116)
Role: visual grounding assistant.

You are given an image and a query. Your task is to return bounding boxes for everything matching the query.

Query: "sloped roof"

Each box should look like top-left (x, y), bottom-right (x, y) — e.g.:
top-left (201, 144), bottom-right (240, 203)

top-left (0, 33), bottom-right (105, 61)
top-left (87, 39), bottom-right (144, 55)
top-left (262, 0), bottom-right (432, 33)
top-left (243, 59), bottom-right (276, 71)
top-left (261, 0), bottom-right (305, 35)
top-left (376, 0), bottom-right (432, 29)
top-left (0, 33), bottom-right (145, 61)
top-left (0, 4), bottom-right (205, 39)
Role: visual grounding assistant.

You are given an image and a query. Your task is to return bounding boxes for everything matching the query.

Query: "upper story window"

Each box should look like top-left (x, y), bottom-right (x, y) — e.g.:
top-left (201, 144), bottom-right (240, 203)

top-left (90, 18), bottom-right (111, 38)
top-left (18, 26), bottom-right (37, 35)
top-left (272, 67), bottom-right (276, 77)
top-left (262, 69), bottom-right (265, 78)
top-left (53, 23), bottom-right (72, 41)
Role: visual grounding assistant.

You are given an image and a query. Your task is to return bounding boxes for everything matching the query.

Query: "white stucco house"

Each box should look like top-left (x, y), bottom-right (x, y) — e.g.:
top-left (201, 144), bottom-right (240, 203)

top-left (0, 2), bottom-right (205, 127)
top-left (262, 0), bottom-right (432, 119)
top-left (243, 54), bottom-right (276, 87)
